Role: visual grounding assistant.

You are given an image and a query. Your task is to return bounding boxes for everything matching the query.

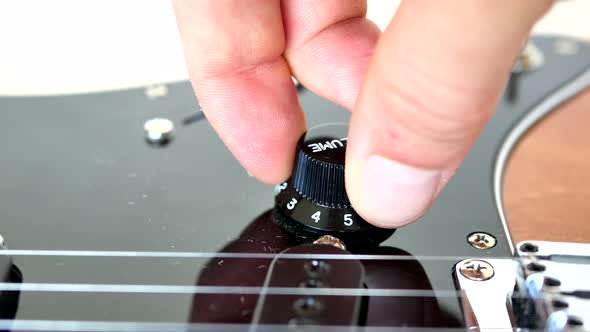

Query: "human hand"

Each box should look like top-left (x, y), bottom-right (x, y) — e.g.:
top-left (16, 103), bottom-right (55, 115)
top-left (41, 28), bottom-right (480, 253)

top-left (172, 0), bottom-right (553, 228)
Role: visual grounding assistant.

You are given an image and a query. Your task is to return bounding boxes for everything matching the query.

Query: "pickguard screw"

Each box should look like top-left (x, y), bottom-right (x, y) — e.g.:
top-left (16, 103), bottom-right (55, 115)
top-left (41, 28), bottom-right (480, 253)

top-left (144, 118), bottom-right (174, 146)
top-left (0, 234), bottom-right (5, 249)
top-left (506, 41), bottom-right (543, 102)
top-left (513, 41), bottom-right (544, 73)
top-left (459, 260), bottom-right (494, 281)
top-left (467, 232), bottom-right (496, 250)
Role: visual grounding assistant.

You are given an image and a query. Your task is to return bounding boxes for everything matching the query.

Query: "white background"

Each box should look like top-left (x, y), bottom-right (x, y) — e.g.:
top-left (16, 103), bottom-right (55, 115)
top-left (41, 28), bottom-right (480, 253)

top-left (0, 0), bottom-right (588, 96)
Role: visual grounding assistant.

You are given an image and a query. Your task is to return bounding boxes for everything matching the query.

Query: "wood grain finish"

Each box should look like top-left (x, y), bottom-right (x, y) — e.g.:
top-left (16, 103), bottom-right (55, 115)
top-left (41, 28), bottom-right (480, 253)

top-left (502, 88), bottom-right (590, 244)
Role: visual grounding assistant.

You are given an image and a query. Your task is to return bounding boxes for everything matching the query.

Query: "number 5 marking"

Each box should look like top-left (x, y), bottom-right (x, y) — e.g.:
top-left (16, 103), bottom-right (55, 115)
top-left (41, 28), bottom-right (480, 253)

top-left (311, 211), bottom-right (321, 223)
top-left (286, 198), bottom-right (298, 210)
top-left (344, 214), bottom-right (353, 226)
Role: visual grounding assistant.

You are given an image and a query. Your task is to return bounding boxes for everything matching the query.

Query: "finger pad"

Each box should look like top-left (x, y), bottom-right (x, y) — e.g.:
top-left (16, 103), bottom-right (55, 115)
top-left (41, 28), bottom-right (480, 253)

top-left (193, 60), bottom-right (305, 183)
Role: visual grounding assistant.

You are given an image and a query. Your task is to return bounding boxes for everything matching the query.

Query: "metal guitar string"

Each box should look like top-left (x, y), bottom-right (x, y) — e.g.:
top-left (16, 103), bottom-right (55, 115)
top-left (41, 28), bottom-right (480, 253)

top-left (1, 320), bottom-right (418, 332)
top-left (0, 282), bottom-right (553, 299)
top-left (0, 249), bottom-right (547, 261)
top-left (0, 321), bottom-right (231, 332)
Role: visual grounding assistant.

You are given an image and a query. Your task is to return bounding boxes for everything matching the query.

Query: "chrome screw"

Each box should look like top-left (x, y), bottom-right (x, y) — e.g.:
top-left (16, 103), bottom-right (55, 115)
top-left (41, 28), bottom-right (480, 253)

top-left (506, 41), bottom-right (544, 102)
top-left (144, 118), bottom-right (174, 146)
top-left (459, 260), bottom-right (495, 281)
top-left (513, 41), bottom-right (544, 73)
top-left (0, 234), bottom-right (5, 249)
top-left (467, 232), bottom-right (497, 250)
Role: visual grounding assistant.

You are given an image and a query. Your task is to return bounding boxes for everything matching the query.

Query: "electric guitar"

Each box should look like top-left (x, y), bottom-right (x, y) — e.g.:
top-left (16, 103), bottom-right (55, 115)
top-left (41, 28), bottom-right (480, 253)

top-left (1, 35), bottom-right (589, 331)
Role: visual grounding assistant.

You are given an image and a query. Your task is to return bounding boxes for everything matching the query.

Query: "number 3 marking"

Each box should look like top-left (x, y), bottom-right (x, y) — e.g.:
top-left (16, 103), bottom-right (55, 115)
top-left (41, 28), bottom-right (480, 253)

top-left (311, 211), bottom-right (321, 223)
top-left (286, 198), bottom-right (298, 210)
top-left (344, 214), bottom-right (353, 226)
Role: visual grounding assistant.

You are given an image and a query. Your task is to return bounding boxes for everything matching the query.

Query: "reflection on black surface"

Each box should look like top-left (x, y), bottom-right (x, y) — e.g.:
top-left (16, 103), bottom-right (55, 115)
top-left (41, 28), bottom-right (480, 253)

top-left (191, 210), bottom-right (462, 327)
top-left (191, 210), bottom-right (297, 323)
top-left (0, 258), bottom-right (21, 321)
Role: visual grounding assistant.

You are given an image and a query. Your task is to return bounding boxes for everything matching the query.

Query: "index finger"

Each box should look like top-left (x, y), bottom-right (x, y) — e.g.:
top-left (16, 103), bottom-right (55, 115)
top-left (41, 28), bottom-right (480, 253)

top-left (172, 0), bottom-right (305, 184)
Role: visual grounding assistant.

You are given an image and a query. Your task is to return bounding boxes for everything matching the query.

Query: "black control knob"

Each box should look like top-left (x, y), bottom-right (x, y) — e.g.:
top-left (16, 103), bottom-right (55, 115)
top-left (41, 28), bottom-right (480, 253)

top-left (292, 124), bottom-right (349, 208)
top-left (273, 124), bottom-right (394, 248)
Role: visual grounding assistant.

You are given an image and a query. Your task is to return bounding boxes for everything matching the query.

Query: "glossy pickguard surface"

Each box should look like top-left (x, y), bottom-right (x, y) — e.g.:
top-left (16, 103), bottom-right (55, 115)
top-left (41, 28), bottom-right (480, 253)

top-left (1, 36), bottom-right (589, 329)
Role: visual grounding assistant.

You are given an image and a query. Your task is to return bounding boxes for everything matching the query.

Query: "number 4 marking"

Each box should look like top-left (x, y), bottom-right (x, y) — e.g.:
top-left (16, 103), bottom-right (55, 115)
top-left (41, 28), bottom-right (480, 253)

top-left (311, 211), bottom-right (321, 223)
top-left (344, 214), bottom-right (353, 226)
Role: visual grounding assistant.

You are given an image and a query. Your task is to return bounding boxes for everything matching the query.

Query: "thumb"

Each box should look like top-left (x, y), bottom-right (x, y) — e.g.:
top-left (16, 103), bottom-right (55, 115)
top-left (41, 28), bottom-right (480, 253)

top-left (346, 0), bottom-right (553, 228)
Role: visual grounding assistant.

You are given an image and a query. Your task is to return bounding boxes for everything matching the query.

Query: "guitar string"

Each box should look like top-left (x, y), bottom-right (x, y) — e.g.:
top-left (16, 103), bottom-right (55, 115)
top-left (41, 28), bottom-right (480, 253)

top-left (0, 282), bottom-right (566, 299)
top-left (0, 320), bottom-right (424, 332)
top-left (0, 249), bottom-right (554, 261)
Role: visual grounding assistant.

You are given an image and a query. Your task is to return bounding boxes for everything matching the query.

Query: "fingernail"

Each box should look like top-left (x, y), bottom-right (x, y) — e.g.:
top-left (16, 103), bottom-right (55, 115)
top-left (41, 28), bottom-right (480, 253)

top-left (357, 155), bottom-right (442, 227)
